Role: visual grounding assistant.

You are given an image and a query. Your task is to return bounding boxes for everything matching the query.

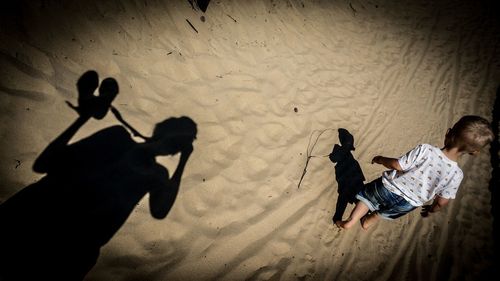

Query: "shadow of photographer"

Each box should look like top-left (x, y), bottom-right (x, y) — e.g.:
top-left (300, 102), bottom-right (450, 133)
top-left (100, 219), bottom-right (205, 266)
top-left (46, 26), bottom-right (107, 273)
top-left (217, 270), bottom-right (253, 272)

top-left (0, 70), bottom-right (197, 280)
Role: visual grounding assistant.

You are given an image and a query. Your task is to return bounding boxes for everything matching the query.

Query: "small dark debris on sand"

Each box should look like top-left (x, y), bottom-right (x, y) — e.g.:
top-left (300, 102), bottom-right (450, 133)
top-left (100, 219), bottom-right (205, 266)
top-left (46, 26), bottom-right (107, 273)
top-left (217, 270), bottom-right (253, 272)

top-left (186, 19), bottom-right (199, 33)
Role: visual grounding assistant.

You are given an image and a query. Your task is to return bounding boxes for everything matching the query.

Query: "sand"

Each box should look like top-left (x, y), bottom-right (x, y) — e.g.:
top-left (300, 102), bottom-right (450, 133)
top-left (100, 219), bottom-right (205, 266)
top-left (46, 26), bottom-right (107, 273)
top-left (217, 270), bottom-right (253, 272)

top-left (1, 0), bottom-right (499, 280)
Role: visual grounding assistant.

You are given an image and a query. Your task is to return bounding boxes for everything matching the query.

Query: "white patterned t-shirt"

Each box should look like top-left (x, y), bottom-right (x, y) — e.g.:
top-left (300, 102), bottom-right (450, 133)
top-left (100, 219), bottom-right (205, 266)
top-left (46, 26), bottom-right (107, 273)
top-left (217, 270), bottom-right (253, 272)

top-left (382, 144), bottom-right (463, 207)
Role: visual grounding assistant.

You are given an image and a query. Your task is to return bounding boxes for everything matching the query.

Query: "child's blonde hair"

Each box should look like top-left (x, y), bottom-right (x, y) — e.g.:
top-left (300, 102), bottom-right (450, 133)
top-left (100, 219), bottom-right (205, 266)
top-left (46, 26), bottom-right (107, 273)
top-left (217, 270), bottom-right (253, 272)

top-left (447, 115), bottom-right (494, 152)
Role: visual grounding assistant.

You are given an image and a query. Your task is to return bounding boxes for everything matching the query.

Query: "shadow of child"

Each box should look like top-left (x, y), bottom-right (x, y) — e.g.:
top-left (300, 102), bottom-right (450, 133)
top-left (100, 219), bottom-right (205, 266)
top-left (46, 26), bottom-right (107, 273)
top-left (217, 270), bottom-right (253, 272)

top-left (329, 128), bottom-right (365, 224)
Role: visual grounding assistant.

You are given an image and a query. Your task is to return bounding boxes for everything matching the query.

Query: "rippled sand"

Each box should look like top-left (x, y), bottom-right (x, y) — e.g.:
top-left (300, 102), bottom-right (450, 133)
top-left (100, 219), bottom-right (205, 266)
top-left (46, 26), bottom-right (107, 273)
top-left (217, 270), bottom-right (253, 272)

top-left (1, 1), bottom-right (499, 280)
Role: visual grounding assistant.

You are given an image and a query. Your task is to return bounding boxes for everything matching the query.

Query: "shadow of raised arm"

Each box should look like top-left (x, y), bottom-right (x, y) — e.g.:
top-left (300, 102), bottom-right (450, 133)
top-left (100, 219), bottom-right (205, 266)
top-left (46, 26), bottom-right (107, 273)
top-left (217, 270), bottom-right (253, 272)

top-left (149, 146), bottom-right (192, 219)
top-left (34, 71), bottom-right (118, 174)
top-left (33, 116), bottom-right (90, 174)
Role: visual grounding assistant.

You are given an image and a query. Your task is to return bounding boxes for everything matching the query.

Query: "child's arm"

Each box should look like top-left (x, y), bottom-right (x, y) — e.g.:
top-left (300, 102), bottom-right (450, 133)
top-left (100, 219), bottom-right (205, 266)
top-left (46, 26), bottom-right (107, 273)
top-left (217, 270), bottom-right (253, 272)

top-left (420, 196), bottom-right (450, 217)
top-left (371, 156), bottom-right (402, 171)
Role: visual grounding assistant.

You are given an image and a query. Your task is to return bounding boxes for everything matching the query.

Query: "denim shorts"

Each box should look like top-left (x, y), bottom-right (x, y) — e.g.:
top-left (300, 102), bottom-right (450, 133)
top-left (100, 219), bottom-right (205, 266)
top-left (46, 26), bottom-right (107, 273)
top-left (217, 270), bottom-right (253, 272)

top-left (356, 178), bottom-right (416, 220)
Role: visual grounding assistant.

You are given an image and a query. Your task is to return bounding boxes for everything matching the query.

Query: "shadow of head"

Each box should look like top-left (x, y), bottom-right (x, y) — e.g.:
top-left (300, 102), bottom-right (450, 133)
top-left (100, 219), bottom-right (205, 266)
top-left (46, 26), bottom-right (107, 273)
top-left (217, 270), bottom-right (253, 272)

top-left (329, 128), bottom-right (356, 164)
top-left (147, 116), bottom-right (197, 155)
top-left (338, 128), bottom-right (355, 151)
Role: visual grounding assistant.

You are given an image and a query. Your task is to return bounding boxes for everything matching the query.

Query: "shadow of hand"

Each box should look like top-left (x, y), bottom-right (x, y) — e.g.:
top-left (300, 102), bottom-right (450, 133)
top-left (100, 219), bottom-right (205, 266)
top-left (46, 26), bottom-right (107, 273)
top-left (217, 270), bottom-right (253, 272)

top-left (66, 71), bottom-right (119, 119)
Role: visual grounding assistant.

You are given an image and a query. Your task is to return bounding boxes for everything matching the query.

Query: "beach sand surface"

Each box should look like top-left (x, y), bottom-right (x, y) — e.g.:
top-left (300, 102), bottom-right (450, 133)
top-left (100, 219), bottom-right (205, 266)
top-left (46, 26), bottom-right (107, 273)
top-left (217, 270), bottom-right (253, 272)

top-left (1, 0), bottom-right (499, 280)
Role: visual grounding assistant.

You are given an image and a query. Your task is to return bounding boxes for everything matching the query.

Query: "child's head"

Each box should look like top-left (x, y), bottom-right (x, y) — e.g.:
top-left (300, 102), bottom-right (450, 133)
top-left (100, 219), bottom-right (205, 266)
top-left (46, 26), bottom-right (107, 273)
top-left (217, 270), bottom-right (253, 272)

top-left (444, 115), bottom-right (494, 154)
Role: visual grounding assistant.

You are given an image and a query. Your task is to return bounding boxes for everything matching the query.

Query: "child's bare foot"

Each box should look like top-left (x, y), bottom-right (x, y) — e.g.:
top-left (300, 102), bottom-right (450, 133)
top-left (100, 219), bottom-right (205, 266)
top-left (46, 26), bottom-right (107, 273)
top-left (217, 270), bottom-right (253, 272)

top-left (360, 213), bottom-right (379, 230)
top-left (336, 219), bottom-right (354, 229)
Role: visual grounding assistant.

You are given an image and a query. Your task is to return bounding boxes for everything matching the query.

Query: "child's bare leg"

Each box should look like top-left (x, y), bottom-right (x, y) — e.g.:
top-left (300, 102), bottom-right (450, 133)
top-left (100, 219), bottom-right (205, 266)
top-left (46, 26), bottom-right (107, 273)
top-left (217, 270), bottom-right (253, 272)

top-left (336, 201), bottom-right (369, 229)
top-left (360, 212), bottom-right (380, 230)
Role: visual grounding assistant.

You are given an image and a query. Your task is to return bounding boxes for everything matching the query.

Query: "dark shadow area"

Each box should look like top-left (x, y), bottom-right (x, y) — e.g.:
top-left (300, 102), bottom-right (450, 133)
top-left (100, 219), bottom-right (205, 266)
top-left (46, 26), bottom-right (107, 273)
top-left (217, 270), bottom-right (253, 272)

top-left (329, 128), bottom-right (365, 223)
top-left (0, 70), bottom-right (197, 281)
top-left (188, 0), bottom-right (211, 12)
top-left (486, 85), bottom-right (500, 276)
